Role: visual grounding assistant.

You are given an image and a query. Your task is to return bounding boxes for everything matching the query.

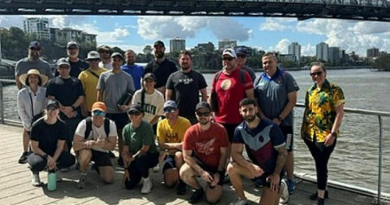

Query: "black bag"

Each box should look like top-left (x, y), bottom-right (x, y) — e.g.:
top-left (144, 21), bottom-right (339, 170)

top-left (210, 91), bottom-right (219, 112)
top-left (117, 90), bottom-right (135, 107)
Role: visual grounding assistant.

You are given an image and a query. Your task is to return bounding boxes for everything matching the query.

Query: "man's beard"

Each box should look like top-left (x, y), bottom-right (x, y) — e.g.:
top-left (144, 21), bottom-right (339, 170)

top-left (198, 118), bottom-right (209, 125)
top-left (181, 64), bottom-right (190, 70)
top-left (244, 115), bottom-right (256, 123)
top-left (155, 51), bottom-right (164, 59)
top-left (29, 53), bottom-right (39, 61)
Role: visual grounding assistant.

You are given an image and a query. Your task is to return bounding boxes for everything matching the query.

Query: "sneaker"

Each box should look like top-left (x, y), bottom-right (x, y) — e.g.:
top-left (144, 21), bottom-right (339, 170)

top-left (287, 179), bottom-right (296, 194)
top-left (176, 180), bottom-right (187, 195)
top-left (153, 164), bottom-right (160, 172)
top-left (108, 151), bottom-right (116, 158)
top-left (189, 188), bottom-right (204, 204)
top-left (18, 151), bottom-right (30, 164)
top-left (279, 179), bottom-right (289, 204)
top-left (310, 190), bottom-right (329, 200)
top-left (77, 174), bottom-right (87, 189)
top-left (229, 198), bottom-right (248, 205)
top-left (140, 177), bottom-right (152, 194)
top-left (255, 178), bottom-right (263, 188)
top-left (31, 172), bottom-right (42, 187)
top-left (312, 198), bottom-right (325, 205)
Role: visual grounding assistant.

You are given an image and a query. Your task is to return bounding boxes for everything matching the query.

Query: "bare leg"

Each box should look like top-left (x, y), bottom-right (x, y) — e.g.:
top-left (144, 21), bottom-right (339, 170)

top-left (179, 163), bottom-right (201, 189)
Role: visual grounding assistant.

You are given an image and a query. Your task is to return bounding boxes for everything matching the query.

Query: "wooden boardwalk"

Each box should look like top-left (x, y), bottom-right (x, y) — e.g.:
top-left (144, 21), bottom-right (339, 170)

top-left (0, 124), bottom-right (377, 205)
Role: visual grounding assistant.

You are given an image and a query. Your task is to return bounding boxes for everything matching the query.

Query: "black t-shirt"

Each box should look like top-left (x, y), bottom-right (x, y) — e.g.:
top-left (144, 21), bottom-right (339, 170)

top-left (144, 58), bottom-right (177, 88)
top-left (166, 70), bottom-right (207, 116)
top-left (55, 59), bottom-right (89, 78)
top-left (30, 118), bottom-right (67, 156)
top-left (46, 76), bottom-right (85, 119)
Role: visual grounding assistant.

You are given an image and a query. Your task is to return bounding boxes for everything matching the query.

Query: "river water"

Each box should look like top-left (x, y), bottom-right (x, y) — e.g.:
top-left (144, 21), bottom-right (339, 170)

top-left (2, 69), bottom-right (390, 193)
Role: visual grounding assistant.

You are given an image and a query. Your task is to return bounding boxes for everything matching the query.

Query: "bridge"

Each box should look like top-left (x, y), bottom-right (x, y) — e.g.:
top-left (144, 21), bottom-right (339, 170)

top-left (1, 0), bottom-right (390, 22)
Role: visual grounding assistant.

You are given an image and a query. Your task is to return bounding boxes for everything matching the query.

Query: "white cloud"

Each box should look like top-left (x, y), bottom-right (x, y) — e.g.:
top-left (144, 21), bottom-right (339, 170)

top-left (302, 44), bottom-right (316, 56)
top-left (269, 38), bottom-right (290, 53)
top-left (259, 18), bottom-right (294, 32)
top-left (71, 23), bottom-right (130, 44)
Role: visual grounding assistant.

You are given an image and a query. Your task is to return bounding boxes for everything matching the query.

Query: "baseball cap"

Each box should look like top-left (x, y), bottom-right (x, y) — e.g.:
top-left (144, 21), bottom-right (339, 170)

top-left (56, 57), bottom-right (70, 67)
top-left (46, 99), bottom-right (59, 109)
top-left (235, 48), bottom-right (247, 57)
top-left (164, 100), bottom-right (177, 111)
top-left (29, 41), bottom-right (41, 50)
top-left (91, 102), bottom-right (107, 112)
top-left (154, 40), bottom-right (165, 47)
top-left (222, 48), bottom-right (237, 58)
top-left (67, 41), bottom-right (78, 49)
top-left (143, 73), bottom-right (156, 82)
top-left (86, 51), bottom-right (101, 61)
top-left (195, 101), bottom-right (211, 112)
top-left (128, 103), bottom-right (143, 114)
top-left (97, 45), bottom-right (113, 53)
top-left (111, 52), bottom-right (124, 60)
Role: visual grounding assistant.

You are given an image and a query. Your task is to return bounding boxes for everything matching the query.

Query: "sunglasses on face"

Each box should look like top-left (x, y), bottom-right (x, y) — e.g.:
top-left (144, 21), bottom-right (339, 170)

top-left (310, 71), bottom-right (323, 77)
top-left (164, 108), bottom-right (176, 113)
top-left (59, 65), bottom-right (70, 69)
top-left (30, 48), bottom-right (41, 51)
top-left (237, 54), bottom-right (246, 58)
top-left (196, 112), bottom-right (210, 117)
top-left (128, 111), bottom-right (141, 116)
top-left (46, 107), bottom-right (58, 111)
top-left (93, 110), bottom-right (105, 116)
top-left (223, 57), bottom-right (234, 61)
top-left (68, 47), bottom-right (78, 50)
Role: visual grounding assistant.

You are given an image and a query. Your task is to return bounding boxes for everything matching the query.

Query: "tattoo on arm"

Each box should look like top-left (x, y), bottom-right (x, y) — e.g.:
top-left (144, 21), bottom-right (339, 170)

top-left (273, 146), bottom-right (287, 175)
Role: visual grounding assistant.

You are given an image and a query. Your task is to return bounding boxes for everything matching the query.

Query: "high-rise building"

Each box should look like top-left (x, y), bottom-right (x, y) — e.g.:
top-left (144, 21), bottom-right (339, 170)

top-left (170, 38), bottom-right (185, 53)
top-left (194, 42), bottom-right (215, 53)
top-left (288, 42), bottom-right (301, 62)
top-left (328, 47), bottom-right (341, 65)
top-left (316, 42), bottom-right (329, 62)
top-left (23, 18), bottom-right (50, 40)
top-left (50, 28), bottom-right (97, 48)
top-left (218, 39), bottom-right (237, 50)
top-left (367, 47), bottom-right (379, 58)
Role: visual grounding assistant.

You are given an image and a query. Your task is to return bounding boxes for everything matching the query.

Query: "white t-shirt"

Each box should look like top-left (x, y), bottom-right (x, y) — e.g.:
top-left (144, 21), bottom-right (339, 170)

top-left (75, 118), bottom-right (118, 153)
top-left (132, 89), bottom-right (164, 125)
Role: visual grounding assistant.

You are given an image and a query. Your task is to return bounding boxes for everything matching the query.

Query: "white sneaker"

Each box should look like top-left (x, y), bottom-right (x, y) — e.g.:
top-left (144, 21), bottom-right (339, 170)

top-left (140, 177), bottom-right (152, 194)
top-left (153, 164), bottom-right (160, 172)
top-left (229, 198), bottom-right (248, 205)
top-left (279, 179), bottom-right (290, 204)
top-left (31, 172), bottom-right (42, 187)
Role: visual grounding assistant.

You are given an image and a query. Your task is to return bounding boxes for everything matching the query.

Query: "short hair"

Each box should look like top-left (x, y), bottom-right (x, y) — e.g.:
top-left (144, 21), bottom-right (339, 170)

top-left (125, 50), bottom-right (136, 56)
top-left (179, 50), bottom-right (192, 60)
top-left (310, 62), bottom-right (326, 72)
top-left (262, 52), bottom-right (278, 62)
top-left (239, 98), bottom-right (256, 107)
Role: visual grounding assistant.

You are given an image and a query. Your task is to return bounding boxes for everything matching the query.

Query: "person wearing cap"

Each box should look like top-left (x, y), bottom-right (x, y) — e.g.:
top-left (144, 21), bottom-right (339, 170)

top-left (254, 52), bottom-right (299, 193)
top-left (156, 100), bottom-right (191, 194)
top-left (17, 69), bottom-right (48, 164)
top-left (132, 72), bottom-right (164, 132)
top-left (73, 102), bottom-right (117, 189)
top-left (55, 41), bottom-right (89, 78)
top-left (235, 47), bottom-right (256, 83)
top-left (166, 50), bottom-right (208, 124)
top-left (97, 45), bottom-right (113, 70)
top-left (78, 51), bottom-right (107, 116)
top-left (144, 40), bottom-right (177, 96)
top-left (122, 104), bottom-right (159, 194)
top-left (28, 99), bottom-right (75, 187)
top-left (180, 101), bottom-right (229, 204)
top-left (97, 52), bottom-right (135, 167)
top-left (15, 41), bottom-right (53, 89)
top-left (122, 49), bottom-right (144, 90)
top-left (227, 98), bottom-right (288, 205)
top-left (46, 57), bottom-right (85, 152)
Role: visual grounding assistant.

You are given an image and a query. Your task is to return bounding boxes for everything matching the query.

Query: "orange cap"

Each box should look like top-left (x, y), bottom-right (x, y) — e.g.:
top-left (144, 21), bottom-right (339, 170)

top-left (91, 102), bottom-right (107, 112)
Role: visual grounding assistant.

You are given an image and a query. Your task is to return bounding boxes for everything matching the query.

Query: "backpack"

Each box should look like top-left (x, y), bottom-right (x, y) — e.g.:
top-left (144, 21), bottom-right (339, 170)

top-left (84, 117), bottom-right (110, 139)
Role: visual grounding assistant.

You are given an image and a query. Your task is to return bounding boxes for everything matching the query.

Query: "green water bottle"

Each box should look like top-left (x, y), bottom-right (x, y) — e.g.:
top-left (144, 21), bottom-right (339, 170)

top-left (47, 169), bottom-right (57, 191)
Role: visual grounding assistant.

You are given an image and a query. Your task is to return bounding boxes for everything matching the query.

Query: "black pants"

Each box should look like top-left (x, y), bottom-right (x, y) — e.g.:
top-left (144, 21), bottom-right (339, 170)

top-left (64, 118), bottom-right (81, 150)
top-left (124, 152), bottom-right (159, 190)
top-left (27, 151), bottom-right (75, 173)
top-left (304, 137), bottom-right (337, 190)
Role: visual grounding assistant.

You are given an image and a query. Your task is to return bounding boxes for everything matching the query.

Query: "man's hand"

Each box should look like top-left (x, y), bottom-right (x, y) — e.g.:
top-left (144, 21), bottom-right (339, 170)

top-left (267, 173), bottom-right (280, 192)
top-left (84, 140), bottom-right (95, 149)
top-left (120, 105), bottom-right (130, 112)
top-left (272, 118), bottom-right (281, 126)
top-left (95, 136), bottom-right (105, 148)
top-left (324, 133), bottom-right (335, 147)
top-left (210, 172), bottom-right (220, 187)
top-left (123, 169), bottom-right (130, 184)
top-left (60, 106), bottom-right (75, 118)
top-left (201, 170), bottom-right (213, 183)
top-left (122, 153), bottom-right (133, 164)
top-left (47, 156), bottom-right (57, 170)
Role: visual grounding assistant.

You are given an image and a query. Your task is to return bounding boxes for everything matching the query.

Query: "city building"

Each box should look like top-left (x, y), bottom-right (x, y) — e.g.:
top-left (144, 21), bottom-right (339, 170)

top-left (288, 42), bottom-right (301, 62)
top-left (194, 42), bottom-right (215, 53)
top-left (23, 18), bottom-right (50, 40)
top-left (278, 54), bottom-right (296, 63)
top-left (50, 27), bottom-right (97, 48)
top-left (218, 39), bottom-right (237, 50)
top-left (316, 42), bottom-right (329, 62)
top-left (170, 38), bottom-right (185, 53)
top-left (367, 47), bottom-right (380, 58)
top-left (329, 47), bottom-right (341, 65)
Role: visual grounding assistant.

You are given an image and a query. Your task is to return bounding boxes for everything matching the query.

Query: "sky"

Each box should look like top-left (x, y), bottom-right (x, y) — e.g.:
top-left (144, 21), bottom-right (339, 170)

top-left (1, 15), bottom-right (390, 57)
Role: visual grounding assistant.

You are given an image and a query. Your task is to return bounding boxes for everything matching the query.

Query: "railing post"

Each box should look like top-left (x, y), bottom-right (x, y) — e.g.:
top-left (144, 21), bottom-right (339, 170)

top-left (0, 81), bottom-right (4, 124)
top-left (377, 115), bottom-right (383, 205)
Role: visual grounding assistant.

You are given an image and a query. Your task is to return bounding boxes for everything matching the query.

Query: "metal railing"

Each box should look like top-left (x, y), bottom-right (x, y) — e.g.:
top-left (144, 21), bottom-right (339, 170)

top-left (0, 78), bottom-right (389, 204)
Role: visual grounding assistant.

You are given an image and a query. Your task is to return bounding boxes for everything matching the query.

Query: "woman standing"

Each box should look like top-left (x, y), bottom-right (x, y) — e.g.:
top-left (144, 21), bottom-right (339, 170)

top-left (28, 100), bottom-right (75, 186)
top-left (17, 69), bottom-right (48, 164)
top-left (301, 63), bottom-right (345, 205)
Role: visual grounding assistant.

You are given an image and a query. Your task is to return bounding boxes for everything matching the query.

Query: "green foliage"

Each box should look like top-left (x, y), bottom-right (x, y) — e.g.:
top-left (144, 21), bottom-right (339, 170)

top-left (373, 54), bottom-right (390, 71)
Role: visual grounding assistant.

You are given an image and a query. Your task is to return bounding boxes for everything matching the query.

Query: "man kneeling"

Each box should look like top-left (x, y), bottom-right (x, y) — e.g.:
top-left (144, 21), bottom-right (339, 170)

top-left (73, 102), bottom-right (117, 189)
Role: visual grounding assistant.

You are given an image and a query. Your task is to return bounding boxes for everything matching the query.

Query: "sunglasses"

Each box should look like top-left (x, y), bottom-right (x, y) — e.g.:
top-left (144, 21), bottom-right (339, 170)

top-left (67, 47), bottom-right (78, 50)
top-left (128, 111), bottom-right (141, 116)
top-left (310, 71), bottom-right (323, 77)
top-left (88, 59), bottom-right (100, 62)
top-left (46, 107), bottom-right (58, 111)
top-left (93, 110), bottom-right (105, 116)
top-left (164, 108), bottom-right (176, 113)
top-left (30, 48), bottom-right (41, 51)
top-left (223, 57), bottom-right (234, 61)
top-left (237, 54), bottom-right (246, 58)
top-left (59, 65), bottom-right (70, 69)
top-left (196, 112), bottom-right (210, 117)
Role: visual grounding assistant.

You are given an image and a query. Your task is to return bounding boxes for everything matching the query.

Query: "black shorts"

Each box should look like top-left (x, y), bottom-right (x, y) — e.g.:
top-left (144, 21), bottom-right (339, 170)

top-left (193, 156), bottom-right (225, 187)
top-left (280, 125), bottom-right (293, 152)
top-left (106, 113), bottom-right (129, 129)
top-left (91, 150), bottom-right (112, 167)
top-left (162, 155), bottom-right (176, 173)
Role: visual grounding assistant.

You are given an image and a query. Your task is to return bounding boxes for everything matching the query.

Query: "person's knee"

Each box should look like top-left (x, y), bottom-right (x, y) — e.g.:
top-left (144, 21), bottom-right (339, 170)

top-left (164, 169), bottom-right (179, 187)
top-left (175, 152), bottom-right (183, 161)
top-left (227, 162), bottom-right (238, 175)
top-left (206, 191), bottom-right (222, 204)
top-left (102, 174), bottom-right (115, 184)
top-left (100, 167), bottom-right (115, 184)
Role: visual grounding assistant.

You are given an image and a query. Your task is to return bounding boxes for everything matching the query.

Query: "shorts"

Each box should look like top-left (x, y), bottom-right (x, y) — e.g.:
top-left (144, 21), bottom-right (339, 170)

top-left (280, 125), bottom-right (293, 152)
top-left (162, 155), bottom-right (176, 173)
top-left (251, 172), bottom-right (284, 188)
top-left (193, 156), bottom-right (225, 187)
top-left (91, 150), bottom-right (112, 167)
top-left (106, 113), bottom-right (129, 129)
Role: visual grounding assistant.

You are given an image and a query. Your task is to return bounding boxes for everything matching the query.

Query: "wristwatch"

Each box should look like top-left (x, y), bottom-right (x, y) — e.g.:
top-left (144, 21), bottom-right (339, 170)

top-left (277, 116), bottom-right (283, 121)
top-left (331, 132), bottom-right (337, 138)
top-left (43, 154), bottom-right (48, 159)
top-left (71, 105), bottom-right (77, 111)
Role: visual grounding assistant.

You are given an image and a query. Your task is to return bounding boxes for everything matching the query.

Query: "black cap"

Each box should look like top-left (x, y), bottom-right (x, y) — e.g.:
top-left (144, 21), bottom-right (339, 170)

top-left (111, 52), bottom-right (124, 60)
top-left (29, 41), bottom-right (41, 49)
top-left (195, 101), bottom-right (211, 112)
top-left (154, 40), bottom-right (165, 47)
top-left (236, 48), bottom-right (247, 57)
top-left (67, 41), bottom-right (78, 49)
top-left (128, 103), bottom-right (143, 114)
top-left (46, 99), bottom-right (59, 109)
top-left (143, 73), bottom-right (156, 82)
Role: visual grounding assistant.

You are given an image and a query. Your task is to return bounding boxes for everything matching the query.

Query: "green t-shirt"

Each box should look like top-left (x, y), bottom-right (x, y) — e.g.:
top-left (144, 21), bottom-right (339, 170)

top-left (122, 120), bottom-right (157, 154)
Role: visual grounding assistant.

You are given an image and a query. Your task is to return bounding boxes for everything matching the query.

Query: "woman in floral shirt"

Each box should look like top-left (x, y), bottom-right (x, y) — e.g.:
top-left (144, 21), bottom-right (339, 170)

top-left (301, 62), bottom-right (345, 205)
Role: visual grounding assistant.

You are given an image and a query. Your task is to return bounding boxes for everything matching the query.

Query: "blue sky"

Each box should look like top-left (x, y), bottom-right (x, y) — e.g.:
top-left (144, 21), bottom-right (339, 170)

top-left (1, 15), bottom-right (390, 57)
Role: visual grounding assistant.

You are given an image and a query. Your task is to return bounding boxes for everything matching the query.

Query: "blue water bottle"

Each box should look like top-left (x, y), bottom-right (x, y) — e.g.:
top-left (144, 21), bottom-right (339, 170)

top-left (47, 169), bottom-right (57, 191)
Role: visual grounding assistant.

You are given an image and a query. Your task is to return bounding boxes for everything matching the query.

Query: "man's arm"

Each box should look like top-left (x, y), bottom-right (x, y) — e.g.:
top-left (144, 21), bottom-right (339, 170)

top-left (102, 135), bottom-right (117, 151)
top-left (183, 149), bottom-right (204, 175)
top-left (273, 91), bottom-right (297, 125)
top-left (200, 87), bottom-right (207, 102)
top-left (165, 89), bottom-right (173, 101)
top-left (16, 77), bottom-right (23, 90)
top-left (97, 90), bottom-right (104, 102)
top-left (231, 143), bottom-right (264, 177)
top-left (267, 145), bottom-right (287, 191)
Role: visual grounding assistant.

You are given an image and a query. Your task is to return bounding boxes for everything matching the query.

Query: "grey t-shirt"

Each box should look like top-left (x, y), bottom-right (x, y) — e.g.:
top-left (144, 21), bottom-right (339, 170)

top-left (97, 70), bottom-right (135, 114)
top-left (15, 57), bottom-right (53, 78)
top-left (255, 68), bottom-right (299, 126)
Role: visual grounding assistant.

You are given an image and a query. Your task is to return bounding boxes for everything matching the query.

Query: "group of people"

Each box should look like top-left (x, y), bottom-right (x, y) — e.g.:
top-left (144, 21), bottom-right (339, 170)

top-left (15, 39), bottom-right (345, 205)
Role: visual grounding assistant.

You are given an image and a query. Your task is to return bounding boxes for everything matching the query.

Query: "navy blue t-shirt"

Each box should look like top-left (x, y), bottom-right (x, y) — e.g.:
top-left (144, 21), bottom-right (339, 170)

top-left (121, 64), bottom-right (144, 90)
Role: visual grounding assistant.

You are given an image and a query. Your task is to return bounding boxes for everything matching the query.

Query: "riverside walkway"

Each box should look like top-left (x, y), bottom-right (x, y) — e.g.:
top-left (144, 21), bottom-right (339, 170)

top-left (0, 124), bottom-right (378, 205)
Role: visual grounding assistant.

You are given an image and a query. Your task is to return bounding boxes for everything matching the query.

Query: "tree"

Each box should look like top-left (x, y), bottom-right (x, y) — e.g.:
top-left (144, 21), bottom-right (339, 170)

top-left (143, 45), bottom-right (153, 54)
top-left (373, 54), bottom-right (390, 71)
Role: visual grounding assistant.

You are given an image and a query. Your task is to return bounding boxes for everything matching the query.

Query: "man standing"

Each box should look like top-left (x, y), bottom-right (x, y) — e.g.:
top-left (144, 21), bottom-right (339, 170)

top-left (166, 50), bottom-right (207, 124)
top-left (157, 100), bottom-right (191, 194)
top-left (46, 58), bottom-right (85, 151)
top-left (122, 50), bottom-right (144, 90)
top-left (236, 47), bottom-right (256, 83)
top-left (55, 41), bottom-right (89, 78)
top-left (97, 52), bottom-right (135, 167)
top-left (15, 41), bottom-right (52, 89)
top-left (97, 45), bottom-right (113, 70)
top-left (73, 102), bottom-right (117, 189)
top-left (180, 102), bottom-right (229, 204)
top-left (227, 98), bottom-right (288, 205)
top-left (255, 52), bottom-right (299, 194)
top-left (144, 40), bottom-right (177, 96)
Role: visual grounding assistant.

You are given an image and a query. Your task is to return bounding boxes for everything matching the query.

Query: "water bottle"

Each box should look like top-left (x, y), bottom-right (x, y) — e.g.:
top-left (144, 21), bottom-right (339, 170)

top-left (47, 170), bottom-right (57, 191)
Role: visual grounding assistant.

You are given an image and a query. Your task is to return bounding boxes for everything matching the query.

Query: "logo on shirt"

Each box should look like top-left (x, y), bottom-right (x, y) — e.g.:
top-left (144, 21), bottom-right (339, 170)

top-left (195, 138), bottom-right (216, 155)
top-left (221, 79), bottom-right (232, 90)
top-left (179, 78), bottom-right (193, 85)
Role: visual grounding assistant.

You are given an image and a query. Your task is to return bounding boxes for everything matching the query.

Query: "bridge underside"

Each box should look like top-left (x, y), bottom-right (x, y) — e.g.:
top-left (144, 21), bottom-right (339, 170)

top-left (1, 0), bottom-right (390, 22)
